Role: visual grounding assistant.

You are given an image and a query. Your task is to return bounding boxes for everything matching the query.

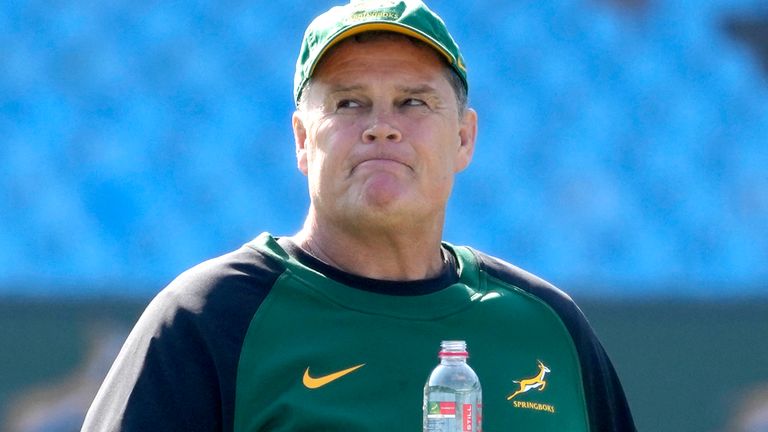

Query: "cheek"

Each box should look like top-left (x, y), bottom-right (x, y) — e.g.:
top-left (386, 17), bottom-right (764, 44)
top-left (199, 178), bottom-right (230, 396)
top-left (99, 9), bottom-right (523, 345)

top-left (313, 122), bottom-right (358, 163)
top-left (305, 122), bottom-right (333, 168)
top-left (418, 131), bottom-right (461, 174)
top-left (306, 147), bottom-right (331, 184)
top-left (305, 131), bottom-right (347, 183)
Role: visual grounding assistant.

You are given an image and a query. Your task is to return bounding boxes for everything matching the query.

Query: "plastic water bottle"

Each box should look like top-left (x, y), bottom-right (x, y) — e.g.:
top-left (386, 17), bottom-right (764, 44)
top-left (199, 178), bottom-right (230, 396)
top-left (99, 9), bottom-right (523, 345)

top-left (423, 340), bottom-right (482, 432)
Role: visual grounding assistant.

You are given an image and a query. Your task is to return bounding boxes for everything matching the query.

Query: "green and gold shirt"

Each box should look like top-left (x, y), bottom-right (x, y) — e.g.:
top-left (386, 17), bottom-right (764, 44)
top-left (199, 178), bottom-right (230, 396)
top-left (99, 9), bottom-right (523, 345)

top-left (83, 233), bottom-right (635, 431)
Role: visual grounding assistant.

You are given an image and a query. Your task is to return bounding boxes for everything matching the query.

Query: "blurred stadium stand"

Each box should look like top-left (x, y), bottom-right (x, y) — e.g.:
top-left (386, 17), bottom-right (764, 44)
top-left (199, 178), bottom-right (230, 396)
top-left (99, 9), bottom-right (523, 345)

top-left (1, 0), bottom-right (767, 295)
top-left (1, 1), bottom-right (767, 431)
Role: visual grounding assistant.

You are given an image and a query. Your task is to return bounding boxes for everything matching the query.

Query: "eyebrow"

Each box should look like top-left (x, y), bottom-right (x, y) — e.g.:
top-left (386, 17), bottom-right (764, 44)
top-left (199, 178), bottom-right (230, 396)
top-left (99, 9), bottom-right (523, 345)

top-left (327, 84), bottom-right (366, 94)
top-left (395, 84), bottom-right (439, 96)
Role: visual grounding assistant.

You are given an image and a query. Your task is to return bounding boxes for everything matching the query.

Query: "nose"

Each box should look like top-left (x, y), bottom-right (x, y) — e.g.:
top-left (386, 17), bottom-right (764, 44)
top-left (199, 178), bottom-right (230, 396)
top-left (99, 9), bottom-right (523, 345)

top-left (362, 115), bottom-right (402, 143)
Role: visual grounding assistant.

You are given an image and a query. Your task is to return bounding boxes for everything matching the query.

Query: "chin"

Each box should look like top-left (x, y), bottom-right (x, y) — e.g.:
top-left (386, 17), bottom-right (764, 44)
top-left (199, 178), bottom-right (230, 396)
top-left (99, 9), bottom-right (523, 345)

top-left (356, 199), bottom-right (436, 228)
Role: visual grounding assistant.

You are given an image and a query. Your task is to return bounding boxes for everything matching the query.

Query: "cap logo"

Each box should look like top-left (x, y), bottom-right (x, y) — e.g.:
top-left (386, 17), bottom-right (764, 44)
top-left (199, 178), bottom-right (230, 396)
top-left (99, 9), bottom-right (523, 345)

top-left (346, 2), bottom-right (405, 24)
top-left (346, 10), bottom-right (400, 22)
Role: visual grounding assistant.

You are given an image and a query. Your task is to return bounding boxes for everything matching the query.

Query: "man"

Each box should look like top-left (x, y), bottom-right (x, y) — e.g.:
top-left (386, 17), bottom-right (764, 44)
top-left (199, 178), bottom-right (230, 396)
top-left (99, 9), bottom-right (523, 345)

top-left (83, 1), bottom-right (636, 431)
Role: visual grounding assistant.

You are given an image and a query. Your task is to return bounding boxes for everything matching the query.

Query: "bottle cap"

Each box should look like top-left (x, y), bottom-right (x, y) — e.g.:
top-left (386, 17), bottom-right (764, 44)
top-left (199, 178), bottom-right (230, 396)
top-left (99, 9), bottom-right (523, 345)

top-left (439, 340), bottom-right (468, 358)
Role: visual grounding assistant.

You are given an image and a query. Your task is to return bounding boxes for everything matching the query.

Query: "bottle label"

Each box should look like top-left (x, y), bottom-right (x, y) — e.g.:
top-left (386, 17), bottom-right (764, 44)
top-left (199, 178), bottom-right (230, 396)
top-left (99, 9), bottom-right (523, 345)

top-left (426, 401), bottom-right (456, 418)
top-left (462, 404), bottom-right (472, 431)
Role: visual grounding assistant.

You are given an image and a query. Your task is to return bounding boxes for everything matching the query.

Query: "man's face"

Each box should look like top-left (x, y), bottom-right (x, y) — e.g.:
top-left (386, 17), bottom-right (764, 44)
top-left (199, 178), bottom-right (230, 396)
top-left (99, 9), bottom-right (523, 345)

top-left (293, 36), bottom-right (477, 231)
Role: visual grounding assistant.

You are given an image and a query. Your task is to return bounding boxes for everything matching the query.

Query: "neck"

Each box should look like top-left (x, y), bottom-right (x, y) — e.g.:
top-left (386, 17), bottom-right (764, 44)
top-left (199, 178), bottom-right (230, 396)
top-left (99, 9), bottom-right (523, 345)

top-left (291, 208), bottom-right (446, 281)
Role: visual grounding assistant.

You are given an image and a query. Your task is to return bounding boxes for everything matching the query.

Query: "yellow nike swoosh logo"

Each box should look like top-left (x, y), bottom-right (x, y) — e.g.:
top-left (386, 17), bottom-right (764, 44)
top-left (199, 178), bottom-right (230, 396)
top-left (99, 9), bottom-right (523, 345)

top-left (302, 364), bottom-right (365, 389)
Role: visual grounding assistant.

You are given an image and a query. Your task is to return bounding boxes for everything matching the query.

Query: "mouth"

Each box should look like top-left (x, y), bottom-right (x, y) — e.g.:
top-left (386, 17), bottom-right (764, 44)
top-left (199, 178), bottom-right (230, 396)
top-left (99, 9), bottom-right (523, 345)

top-left (353, 158), bottom-right (412, 172)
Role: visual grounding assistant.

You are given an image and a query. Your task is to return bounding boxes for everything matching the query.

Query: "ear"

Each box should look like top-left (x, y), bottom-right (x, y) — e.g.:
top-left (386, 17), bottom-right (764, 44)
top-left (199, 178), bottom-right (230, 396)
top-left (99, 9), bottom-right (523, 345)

top-left (454, 108), bottom-right (477, 173)
top-left (292, 111), bottom-right (309, 176)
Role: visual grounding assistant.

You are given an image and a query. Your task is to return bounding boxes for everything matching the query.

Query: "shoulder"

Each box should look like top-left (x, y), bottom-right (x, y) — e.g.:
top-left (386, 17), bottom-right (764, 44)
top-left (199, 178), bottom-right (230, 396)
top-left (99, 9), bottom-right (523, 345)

top-left (456, 246), bottom-right (593, 344)
top-left (462, 247), bottom-right (579, 314)
top-left (138, 242), bottom-right (288, 335)
top-left (82, 239), bottom-right (292, 431)
top-left (167, 243), bottom-right (286, 306)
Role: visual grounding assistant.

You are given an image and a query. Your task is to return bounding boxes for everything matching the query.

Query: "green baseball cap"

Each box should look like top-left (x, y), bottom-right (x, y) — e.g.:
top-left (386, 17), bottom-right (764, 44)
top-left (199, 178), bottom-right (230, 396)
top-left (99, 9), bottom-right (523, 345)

top-left (294, 0), bottom-right (467, 105)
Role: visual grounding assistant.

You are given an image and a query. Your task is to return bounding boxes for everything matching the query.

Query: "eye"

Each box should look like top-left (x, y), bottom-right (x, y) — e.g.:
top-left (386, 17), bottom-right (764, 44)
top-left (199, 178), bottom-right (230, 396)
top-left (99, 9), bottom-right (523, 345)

top-left (337, 99), bottom-right (362, 109)
top-left (402, 98), bottom-right (427, 107)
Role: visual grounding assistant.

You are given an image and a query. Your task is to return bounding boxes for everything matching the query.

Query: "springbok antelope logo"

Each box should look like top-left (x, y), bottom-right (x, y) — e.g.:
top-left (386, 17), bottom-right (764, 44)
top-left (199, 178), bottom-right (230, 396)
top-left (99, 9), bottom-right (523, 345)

top-left (507, 360), bottom-right (551, 400)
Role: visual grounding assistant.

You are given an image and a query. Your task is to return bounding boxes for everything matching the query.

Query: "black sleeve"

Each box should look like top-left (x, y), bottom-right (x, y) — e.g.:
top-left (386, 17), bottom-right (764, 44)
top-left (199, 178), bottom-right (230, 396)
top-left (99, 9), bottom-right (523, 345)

top-left (474, 250), bottom-right (637, 432)
top-left (81, 247), bottom-right (283, 432)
